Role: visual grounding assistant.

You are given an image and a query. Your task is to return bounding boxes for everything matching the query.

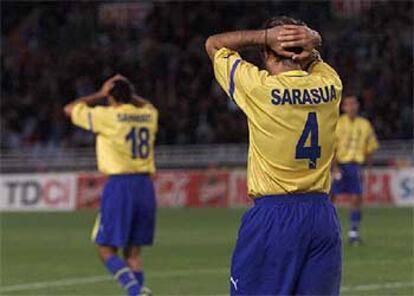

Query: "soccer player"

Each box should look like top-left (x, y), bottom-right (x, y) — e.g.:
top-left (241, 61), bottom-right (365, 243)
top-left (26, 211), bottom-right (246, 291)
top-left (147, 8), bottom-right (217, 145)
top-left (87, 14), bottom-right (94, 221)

top-left (205, 17), bottom-right (343, 295)
top-left (331, 95), bottom-right (379, 245)
top-left (64, 75), bottom-right (157, 296)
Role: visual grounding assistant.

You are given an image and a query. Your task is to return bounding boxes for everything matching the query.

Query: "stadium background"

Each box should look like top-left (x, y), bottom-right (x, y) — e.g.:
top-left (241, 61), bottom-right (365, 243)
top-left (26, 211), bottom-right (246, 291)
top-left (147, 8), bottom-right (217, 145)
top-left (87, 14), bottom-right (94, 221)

top-left (1, 0), bottom-right (413, 295)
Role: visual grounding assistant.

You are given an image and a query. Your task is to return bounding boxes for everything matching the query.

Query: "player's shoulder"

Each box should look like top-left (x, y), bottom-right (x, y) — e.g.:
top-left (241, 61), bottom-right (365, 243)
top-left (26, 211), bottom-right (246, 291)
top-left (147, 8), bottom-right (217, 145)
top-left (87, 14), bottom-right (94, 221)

top-left (74, 102), bottom-right (111, 115)
top-left (94, 105), bottom-right (118, 116)
top-left (356, 115), bottom-right (371, 125)
top-left (310, 61), bottom-right (342, 86)
top-left (215, 47), bottom-right (267, 76)
top-left (338, 114), bottom-right (348, 122)
top-left (132, 96), bottom-right (158, 111)
top-left (214, 47), bottom-right (241, 60)
top-left (142, 101), bottom-right (159, 117)
top-left (356, 116), bottom-right (374, 129)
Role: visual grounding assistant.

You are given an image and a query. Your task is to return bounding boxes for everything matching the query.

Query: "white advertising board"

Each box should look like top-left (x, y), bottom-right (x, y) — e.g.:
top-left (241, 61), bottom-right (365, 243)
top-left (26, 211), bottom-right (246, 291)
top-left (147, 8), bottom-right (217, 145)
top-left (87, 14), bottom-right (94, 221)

top-left (0, 173), bottom-right (76, 211)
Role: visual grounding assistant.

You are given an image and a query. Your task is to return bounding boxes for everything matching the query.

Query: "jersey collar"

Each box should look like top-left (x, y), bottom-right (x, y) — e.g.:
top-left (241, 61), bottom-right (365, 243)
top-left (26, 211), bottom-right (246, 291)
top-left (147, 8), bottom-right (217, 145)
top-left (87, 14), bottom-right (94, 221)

top-left (279, 70), bottom-right (309, 77)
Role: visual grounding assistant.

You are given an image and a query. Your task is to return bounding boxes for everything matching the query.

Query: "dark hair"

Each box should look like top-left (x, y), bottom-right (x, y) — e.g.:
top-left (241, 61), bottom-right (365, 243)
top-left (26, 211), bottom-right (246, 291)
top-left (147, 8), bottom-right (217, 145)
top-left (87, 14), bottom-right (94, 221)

top-left (343, 94), bottom-right (359, 101)
top-left (263, 16), bottom-right (307, 60)
top-left (109, 79), bottom-right (134, 103)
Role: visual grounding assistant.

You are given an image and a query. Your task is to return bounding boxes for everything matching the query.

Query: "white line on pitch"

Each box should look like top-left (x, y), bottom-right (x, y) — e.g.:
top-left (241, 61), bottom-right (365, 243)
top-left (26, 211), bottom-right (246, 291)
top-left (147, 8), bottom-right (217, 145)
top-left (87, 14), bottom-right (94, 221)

top-left (0, 268), bottom-right (413, 294)
top-left (0, 268), bottom-right (228, 293)
top-left (341, 281), bottom-right (414, 292)
top-left (166, 282), bottom-right (414, 296)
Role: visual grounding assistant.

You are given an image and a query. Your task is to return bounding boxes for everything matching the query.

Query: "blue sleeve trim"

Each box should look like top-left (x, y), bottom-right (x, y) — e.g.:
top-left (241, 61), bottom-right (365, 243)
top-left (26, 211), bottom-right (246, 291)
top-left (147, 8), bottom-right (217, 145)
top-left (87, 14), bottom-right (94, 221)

top-left (87, 112), bottom-right (93, 131)
top-left (229, 59), bottom-right (241, 100)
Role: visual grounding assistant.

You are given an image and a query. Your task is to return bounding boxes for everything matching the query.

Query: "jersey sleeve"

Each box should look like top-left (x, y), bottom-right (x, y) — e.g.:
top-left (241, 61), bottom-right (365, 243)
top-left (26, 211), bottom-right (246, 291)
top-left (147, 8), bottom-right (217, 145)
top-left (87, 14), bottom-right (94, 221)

top-left (71, 102), bottom-right (109, 134)
top-left (213, 47), bottom-right (267, 112)
top-left (366, 122), bottom-right (379, 154)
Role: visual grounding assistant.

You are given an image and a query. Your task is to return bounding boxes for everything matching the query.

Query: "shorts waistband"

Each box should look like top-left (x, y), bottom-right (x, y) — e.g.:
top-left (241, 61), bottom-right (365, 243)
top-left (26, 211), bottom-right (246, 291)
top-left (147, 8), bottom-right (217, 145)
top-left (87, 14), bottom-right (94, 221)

top-left (109, 173), bottom-right (150, 179)
top-left (253, 193), bottom-right (329, 206)
top-left (338, 162), bottom-right (362, 166)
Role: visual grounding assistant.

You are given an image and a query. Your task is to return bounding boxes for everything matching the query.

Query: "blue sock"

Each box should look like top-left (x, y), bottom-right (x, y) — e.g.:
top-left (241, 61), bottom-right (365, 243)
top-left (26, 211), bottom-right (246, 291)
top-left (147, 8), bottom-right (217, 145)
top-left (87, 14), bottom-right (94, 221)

top-left (134, 271), bottom-right (144, 286)
top-left (349, 210), bottom-right (362, 232)
top-left (105, 255), bottom-right (141, 295)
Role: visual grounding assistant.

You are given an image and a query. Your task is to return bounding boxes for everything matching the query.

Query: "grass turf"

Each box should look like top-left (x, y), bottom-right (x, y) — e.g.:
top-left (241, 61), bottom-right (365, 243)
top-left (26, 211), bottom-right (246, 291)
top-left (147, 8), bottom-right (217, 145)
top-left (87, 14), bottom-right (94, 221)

top-left (1, 207), bottom-right (413, 295)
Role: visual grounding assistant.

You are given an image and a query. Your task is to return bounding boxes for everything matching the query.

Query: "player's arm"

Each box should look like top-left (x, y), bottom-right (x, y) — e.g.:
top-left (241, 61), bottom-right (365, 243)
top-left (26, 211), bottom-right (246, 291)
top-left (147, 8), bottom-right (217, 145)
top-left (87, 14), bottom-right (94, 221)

top-left (63, 75), bottom-right (125, 132)
top-left (63, 74), bottom-right (124, 117)
top-left (278, 25), bottom-right (342, 82)
top-left (365, 122), bottom-right (379, 164)
top-left (205, 27), bottom-right (295, 61)
top-left (63, 91), bottom-right (105, 117)
top-left (132, 95), bottom-right (152, 108)
top-left (205, 27), bottom-right (297, 108)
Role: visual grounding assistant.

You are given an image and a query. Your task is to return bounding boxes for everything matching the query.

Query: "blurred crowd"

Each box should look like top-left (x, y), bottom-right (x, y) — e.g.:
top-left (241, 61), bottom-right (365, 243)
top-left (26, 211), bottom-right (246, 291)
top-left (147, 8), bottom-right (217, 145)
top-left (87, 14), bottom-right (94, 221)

top-left (1, 1), bottom-right (412, 150)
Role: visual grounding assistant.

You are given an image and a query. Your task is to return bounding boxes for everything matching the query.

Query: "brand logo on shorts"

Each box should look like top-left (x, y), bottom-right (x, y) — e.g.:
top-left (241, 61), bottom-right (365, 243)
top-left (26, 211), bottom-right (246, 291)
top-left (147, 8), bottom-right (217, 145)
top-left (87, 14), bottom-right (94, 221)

top-left (230, 276), bottom-right (239, 291)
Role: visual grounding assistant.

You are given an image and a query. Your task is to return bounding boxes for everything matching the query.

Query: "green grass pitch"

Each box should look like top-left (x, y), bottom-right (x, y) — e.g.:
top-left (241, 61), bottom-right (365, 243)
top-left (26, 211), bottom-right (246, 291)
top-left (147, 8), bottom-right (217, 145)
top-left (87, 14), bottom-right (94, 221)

top-left (1, 207), bottom-right (413, 295)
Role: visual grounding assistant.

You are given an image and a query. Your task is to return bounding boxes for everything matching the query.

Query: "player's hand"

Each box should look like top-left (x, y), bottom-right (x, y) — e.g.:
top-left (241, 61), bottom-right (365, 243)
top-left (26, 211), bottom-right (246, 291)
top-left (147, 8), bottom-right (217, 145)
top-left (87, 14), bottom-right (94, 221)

top-left (333, 165), bottom-right (343, 181)
top-left (100, 74), bottom-right (127, 96)
top-left (277, 25), bottom-right (322, 61)
top-left (266, 26), bottom-right (296, 58)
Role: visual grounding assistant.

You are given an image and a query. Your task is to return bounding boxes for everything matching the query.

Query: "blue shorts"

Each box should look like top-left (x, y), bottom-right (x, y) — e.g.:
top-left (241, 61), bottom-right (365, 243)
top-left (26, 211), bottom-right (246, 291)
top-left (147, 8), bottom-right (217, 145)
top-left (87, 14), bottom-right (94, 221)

top-left (331, 163), bottom-right (363, 195)
top-left (92, 174), bottom-right (156, 247)
top-left (230, 193), bottom-right (342, 296)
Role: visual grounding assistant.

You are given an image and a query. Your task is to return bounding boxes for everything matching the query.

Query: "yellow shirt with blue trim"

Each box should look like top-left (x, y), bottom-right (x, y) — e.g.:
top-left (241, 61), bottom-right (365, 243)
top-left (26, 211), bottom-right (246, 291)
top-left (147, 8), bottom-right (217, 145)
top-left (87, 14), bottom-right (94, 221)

top-left (335, 114), bottom-right (379, 164)
top-left (71, 102), bottom-right (158, 175)
top-left (213, 48), bottom-right (342, 197)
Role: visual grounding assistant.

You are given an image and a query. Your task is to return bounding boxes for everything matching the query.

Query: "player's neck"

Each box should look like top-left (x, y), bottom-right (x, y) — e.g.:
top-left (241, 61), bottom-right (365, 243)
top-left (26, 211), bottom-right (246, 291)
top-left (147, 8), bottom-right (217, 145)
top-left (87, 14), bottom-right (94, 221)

top-left (347, 114), bottom-right (358, 120)
top-left (267, 62), bottom-right (301, 75)
top-left (109, 102), bottom-right (122, 107)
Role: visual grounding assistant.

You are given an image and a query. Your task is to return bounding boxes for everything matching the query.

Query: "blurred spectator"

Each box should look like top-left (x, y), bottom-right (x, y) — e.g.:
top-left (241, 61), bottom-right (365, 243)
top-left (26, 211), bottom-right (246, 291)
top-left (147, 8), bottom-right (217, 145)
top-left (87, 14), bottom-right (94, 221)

top-left (1, 1), bottom-right (412, 149)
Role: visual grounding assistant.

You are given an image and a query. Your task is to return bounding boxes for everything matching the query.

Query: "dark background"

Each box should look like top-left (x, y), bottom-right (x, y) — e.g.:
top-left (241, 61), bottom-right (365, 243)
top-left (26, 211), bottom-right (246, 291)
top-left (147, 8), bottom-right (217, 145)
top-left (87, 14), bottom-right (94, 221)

top-left (1, 1), bottom-right (413, 149)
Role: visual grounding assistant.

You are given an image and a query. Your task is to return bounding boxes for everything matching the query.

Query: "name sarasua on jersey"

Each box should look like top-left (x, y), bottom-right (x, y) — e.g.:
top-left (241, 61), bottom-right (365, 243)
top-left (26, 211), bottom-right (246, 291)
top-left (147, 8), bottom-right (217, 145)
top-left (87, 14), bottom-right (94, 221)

top-left (271, 85), bottom-right (338, 106)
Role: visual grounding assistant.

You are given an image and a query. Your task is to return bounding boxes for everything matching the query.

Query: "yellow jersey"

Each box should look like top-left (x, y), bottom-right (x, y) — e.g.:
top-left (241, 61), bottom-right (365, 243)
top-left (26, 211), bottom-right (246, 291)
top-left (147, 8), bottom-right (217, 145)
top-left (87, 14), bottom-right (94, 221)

top-left (71, 102), bottom-right (158, 175)
top-left (335, 114), bottom-right (379, 164)
top-left (213, 48), bottom-right (342, 197)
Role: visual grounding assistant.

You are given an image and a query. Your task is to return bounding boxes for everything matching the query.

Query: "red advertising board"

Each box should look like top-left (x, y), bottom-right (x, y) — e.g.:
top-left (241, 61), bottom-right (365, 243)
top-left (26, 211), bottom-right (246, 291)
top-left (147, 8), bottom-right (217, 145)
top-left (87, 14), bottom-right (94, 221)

top-left (76, 172), bottom-right (108, 209)
top-left (73, 169), bottom-right (400, 210)
top-left (2, 168), bottom-right (408, 211)
top-left (334, 169), bottom-right (393, 205)
top-left (75, 170), bottom-right (231, 209)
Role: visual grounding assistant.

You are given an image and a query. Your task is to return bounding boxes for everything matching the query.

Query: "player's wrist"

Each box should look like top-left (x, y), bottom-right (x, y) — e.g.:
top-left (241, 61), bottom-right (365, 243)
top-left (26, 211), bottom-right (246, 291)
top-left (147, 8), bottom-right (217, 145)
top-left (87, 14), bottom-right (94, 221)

top-left (96, 89), bottom-right (106, 98)
top-left (303, 50), bottom-right (321, 71)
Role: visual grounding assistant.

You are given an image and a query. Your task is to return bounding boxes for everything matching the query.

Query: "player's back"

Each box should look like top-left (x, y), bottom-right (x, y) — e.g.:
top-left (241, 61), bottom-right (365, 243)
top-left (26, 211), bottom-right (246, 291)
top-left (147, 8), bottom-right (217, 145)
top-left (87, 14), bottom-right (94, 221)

top-left (71, 101), bottom-right (158, 175)
top-left (335, 114), bottom-right (379, 164)
top-left (214, 48), bottom-right (342, 196)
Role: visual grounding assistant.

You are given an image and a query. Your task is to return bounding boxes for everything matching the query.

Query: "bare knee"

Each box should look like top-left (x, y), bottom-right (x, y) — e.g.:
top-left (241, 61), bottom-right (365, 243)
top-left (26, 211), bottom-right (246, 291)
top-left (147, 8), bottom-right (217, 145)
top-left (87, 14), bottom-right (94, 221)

top-left (97, 245), bottom-right (117, 262)
top-left (124, 246), bottom-right (142, 271)
top-left (350, 195), bottom-right (362, 210)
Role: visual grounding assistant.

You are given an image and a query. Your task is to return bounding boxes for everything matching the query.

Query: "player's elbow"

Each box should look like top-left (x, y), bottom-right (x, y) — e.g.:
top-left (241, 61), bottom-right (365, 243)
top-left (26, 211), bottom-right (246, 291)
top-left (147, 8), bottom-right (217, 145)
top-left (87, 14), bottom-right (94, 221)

top-left (205, 36), bottom-right (218, 60)
top-left (63, 104), bottom-right (73, 117)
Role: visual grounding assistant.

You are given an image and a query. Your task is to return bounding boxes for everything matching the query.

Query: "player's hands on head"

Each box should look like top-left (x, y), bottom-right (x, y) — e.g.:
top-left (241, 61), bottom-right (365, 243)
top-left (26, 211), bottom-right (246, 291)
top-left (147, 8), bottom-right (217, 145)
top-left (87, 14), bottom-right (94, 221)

top-left (277, 25), bottom-right (322, 62)
top-left (100, 74), bottom-right (128, 96)
top-left (266, 26), bottom-right (296, 59)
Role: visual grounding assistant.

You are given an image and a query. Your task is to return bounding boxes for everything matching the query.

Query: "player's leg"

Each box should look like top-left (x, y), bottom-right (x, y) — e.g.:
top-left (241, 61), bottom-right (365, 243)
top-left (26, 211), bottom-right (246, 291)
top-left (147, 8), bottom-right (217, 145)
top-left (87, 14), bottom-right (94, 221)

top-left (93, 176), bottom-right (141, 295)
top-left (230, 195), bottom-right (315, 295)
top-left (295, 200), bottom-right (342, 295)
top-left (330, 164), bottom-right (346, 204)
top-left (97, 245), bottom-right (118, 262)
top-left (347, 164), bottom-right (364, 244)
top-left (348, 193), bottom-right (363, 244)
top-left (123, 246), bottom-right (144, 286)
top-left (129, 175), bottom-right (157, 293)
